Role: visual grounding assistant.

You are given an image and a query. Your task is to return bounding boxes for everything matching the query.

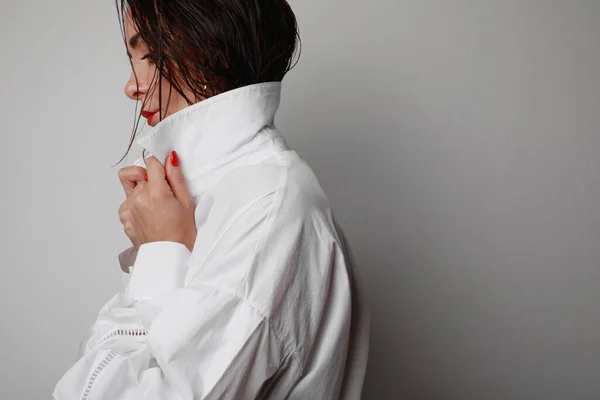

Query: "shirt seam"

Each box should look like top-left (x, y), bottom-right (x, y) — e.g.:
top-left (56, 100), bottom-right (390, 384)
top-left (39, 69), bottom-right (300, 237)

top-left (191, 157), bottom-right (301, 371)
top-left (236, 162), bottom-right (287, 302)
top-left (194, 280), bottom-right (301, 370)
top-left (233, 163), bottom-right (303, 370)
top-left (187, 190), bottom-right (278, 282)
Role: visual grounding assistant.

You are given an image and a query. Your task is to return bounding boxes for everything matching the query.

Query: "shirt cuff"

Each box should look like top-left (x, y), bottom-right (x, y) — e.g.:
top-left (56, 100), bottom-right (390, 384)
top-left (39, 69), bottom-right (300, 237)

top-left (125, 242), bottom-right (191, 300)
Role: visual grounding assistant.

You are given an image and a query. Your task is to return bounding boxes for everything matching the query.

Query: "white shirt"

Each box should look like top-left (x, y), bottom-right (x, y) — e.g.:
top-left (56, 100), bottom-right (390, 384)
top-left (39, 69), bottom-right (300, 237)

top-left (53, 82), bottom-right (370, 400)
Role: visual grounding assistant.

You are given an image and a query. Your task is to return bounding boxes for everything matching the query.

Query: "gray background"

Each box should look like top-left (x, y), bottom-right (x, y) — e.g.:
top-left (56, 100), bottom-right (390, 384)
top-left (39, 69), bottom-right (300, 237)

top-left (1, 0), bottom-right (599, 399)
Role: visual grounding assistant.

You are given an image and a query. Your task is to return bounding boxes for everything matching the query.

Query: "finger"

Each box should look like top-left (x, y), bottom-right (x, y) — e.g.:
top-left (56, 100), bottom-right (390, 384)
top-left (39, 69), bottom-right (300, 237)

top-left (146, 156), bottom-right (166, 187)
top-left (165, 151), bottom-right (194, 207)
top-left (118, 166), bottom-right (147, 196)
top-left (131, 180), bottom-right (148, 195)
top-left (120, 210), bottom-right (133, 226)
top-left (123, 222), bottom-right (135, 236)
top-left (118, 202), bottom-right (129, 223)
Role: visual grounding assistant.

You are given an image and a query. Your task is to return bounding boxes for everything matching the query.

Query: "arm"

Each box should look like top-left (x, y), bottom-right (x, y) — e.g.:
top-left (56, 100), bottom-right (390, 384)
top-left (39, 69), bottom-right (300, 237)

top-left (54, 240), bottom-right (286, 400)
top-left (55, 156), bottom-right (304, 399)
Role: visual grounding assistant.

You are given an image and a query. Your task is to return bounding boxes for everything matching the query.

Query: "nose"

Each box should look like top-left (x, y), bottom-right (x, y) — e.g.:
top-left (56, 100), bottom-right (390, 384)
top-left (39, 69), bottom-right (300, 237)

top-left (124, 71), bottom-right (147, 100)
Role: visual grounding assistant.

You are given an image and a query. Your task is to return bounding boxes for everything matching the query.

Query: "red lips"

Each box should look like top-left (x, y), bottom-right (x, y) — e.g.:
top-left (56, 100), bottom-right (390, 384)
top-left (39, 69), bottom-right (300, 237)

top-left (141, 110), bottom-right (158, 122)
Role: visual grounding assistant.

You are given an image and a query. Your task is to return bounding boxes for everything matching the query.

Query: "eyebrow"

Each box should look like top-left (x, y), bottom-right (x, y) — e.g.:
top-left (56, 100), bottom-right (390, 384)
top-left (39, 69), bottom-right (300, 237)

top-left (129, 33), bottom-right (141, 49)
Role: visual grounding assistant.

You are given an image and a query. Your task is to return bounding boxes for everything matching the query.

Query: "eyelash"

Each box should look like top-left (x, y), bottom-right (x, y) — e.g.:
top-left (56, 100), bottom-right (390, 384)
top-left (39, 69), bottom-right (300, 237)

top-left (141, 53), bottom-right (154, 63)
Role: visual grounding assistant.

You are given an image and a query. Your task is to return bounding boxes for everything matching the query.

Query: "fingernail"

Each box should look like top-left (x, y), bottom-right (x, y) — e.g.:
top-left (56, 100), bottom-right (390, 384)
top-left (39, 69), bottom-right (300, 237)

top-left (170, 150), bottom-right (180, 167)
top-left (144, 174), bottom-right (148, 182)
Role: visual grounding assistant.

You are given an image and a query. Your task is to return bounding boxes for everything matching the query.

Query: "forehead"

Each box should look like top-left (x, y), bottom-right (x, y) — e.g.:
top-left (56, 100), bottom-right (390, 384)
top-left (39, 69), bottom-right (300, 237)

top-left (124, 11), bottom-right (146, 52)
top-left (124, 11), bottom-right (137, 41)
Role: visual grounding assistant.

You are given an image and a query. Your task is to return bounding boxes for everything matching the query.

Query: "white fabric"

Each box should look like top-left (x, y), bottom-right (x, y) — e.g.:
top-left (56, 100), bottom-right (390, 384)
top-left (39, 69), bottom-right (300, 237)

top-left (53, 82), bottom-right (370, 400)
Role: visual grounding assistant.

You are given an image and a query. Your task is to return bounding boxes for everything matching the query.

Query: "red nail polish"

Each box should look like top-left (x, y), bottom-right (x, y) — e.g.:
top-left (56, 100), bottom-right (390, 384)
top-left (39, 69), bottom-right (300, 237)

top-left (170, 150), bottom-right (180, 167)
top-left (144, 174), bottom-right (148, 182)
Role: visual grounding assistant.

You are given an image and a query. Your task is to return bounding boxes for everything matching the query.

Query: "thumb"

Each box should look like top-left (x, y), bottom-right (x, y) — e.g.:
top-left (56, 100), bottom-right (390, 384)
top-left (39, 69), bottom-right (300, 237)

top-left (165, 151), bottom-right (194, 207)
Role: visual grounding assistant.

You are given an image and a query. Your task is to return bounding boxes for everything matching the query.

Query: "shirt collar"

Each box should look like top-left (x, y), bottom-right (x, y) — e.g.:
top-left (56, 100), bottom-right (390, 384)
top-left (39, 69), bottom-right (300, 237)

top-left (134, 82), bottom-right (282, 179)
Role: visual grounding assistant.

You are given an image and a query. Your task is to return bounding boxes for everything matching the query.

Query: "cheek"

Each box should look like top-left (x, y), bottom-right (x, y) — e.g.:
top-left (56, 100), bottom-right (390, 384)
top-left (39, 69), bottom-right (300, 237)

top-left (160, 80), bottom-right (190, 116)
top-left (132, 60), bottom-right (154, 82)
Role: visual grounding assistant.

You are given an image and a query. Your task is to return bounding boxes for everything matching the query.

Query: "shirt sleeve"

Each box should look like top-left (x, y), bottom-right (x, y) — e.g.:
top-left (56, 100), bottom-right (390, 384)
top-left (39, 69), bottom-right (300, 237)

top-left (53, 238), bottom-right (288, 399)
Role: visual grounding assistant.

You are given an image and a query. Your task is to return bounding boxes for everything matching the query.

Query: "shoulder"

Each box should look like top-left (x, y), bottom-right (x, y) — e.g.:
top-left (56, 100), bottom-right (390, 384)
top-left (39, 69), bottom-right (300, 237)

top-left (267, 150), bottom-right (333, 224)
top-left (206, 150), bottom-right (333, 231)
top-left (189, 151), bottom-right (341, 285)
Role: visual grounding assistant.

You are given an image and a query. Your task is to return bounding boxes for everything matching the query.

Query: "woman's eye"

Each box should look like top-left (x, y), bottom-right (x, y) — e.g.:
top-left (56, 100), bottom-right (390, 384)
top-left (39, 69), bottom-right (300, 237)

top-left (141, 53), bottom-right (154, 63)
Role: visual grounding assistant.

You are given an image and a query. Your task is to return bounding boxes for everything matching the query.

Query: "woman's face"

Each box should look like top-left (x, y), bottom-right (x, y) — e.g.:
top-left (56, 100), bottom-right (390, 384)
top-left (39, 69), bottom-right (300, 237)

top-left (123, 13), bottom-right (194, 127)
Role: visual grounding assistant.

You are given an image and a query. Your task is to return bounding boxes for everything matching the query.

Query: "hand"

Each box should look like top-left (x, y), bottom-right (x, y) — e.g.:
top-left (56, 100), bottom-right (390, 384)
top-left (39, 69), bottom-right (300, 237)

top-left (118, 165), bottom-right (147, 250)
top-left (127, 153), bottom-right (197, 251)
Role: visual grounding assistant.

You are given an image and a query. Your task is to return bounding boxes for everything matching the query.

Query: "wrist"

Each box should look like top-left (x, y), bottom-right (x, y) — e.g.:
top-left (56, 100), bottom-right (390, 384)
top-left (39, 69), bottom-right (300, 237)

top-left (151, 228), bottom-right (196, 252)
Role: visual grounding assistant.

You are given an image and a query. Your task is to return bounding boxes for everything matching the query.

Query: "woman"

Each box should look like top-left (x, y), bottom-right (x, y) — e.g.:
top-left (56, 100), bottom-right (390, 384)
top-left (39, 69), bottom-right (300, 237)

top-left (53, 1), bottom-right (369, 399)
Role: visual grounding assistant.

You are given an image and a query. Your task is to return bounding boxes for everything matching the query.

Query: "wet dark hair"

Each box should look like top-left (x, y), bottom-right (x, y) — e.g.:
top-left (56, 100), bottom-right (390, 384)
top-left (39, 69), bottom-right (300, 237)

top-left (115, 0), bottom-right (301, 163)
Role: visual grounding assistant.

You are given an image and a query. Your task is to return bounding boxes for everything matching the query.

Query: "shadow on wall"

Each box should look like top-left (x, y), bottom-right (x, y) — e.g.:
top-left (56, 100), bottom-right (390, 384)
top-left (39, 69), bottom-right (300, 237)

top-left (284, 65), bottom-right (466, 399)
